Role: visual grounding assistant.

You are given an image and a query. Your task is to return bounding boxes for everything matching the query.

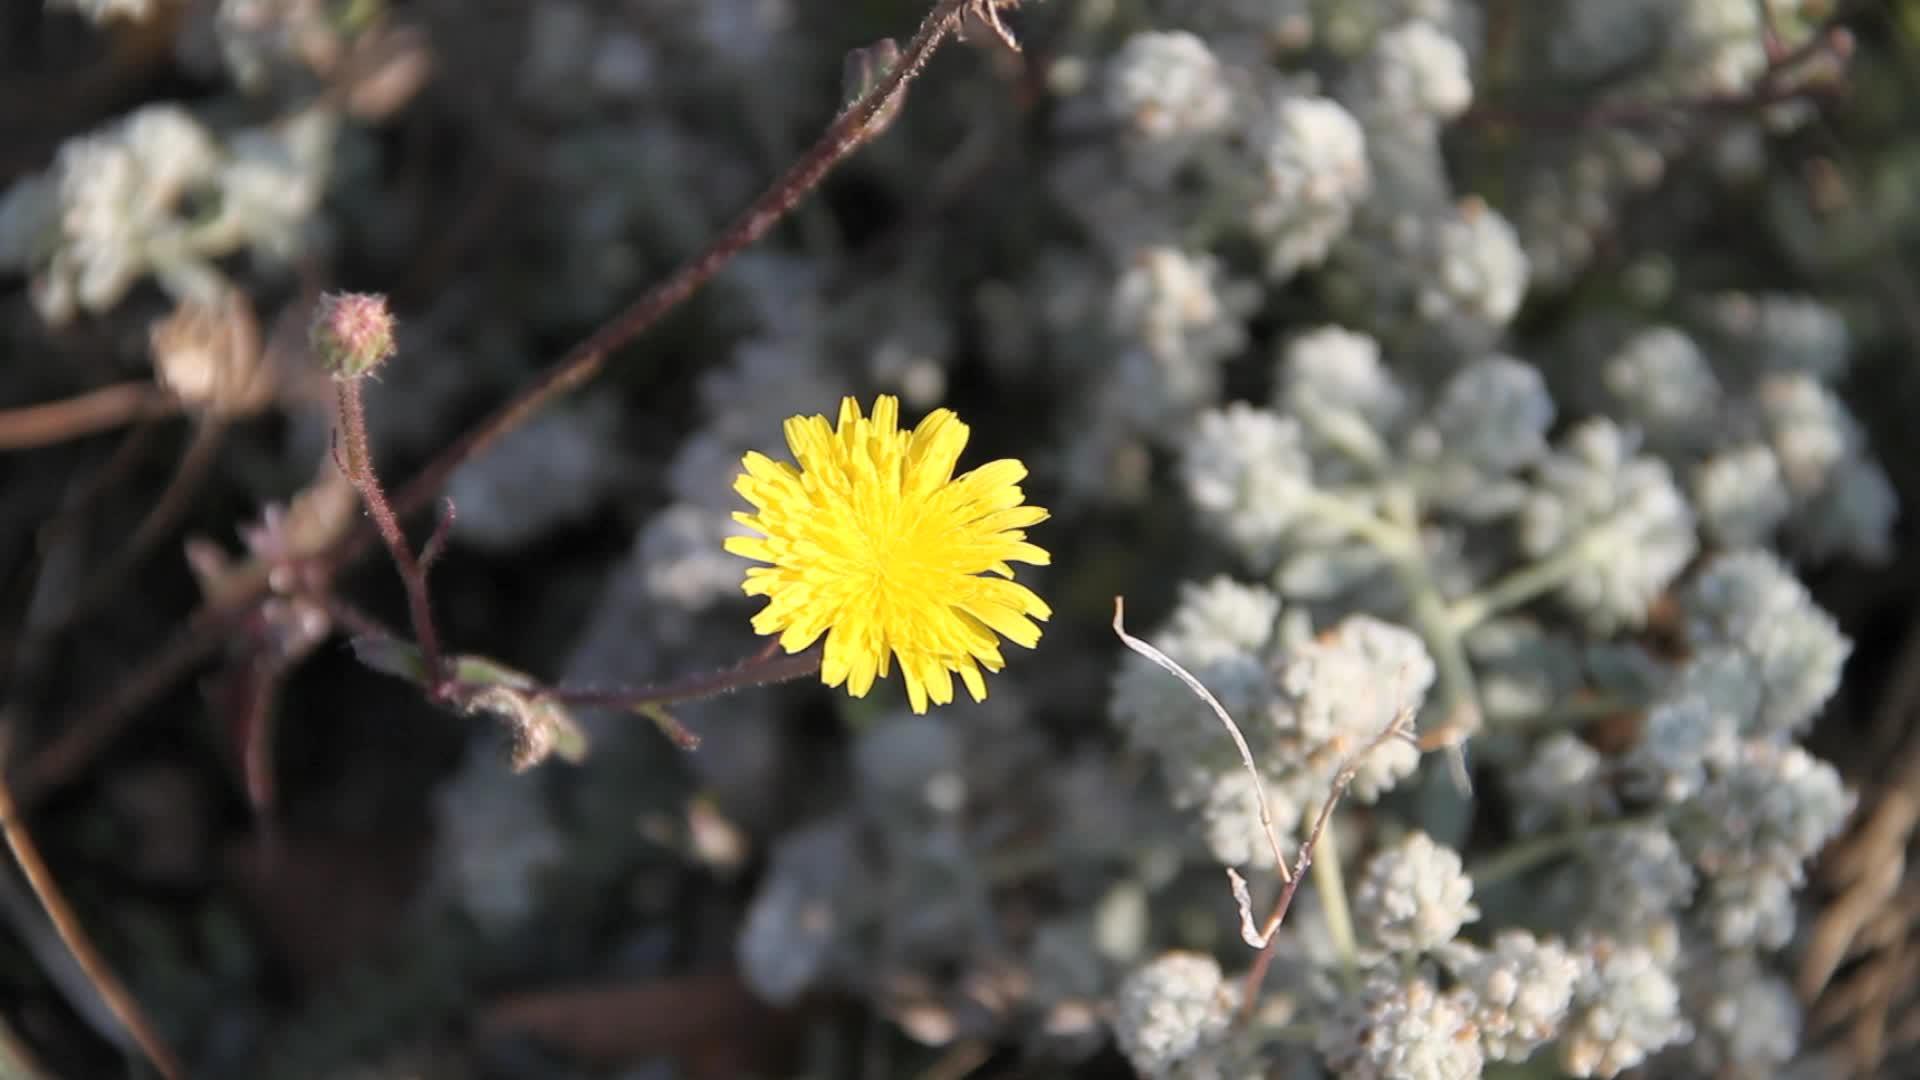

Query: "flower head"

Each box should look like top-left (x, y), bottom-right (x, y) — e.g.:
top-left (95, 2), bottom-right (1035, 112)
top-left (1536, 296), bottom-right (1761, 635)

top-left (726, 395), bottom-right (1051, 712)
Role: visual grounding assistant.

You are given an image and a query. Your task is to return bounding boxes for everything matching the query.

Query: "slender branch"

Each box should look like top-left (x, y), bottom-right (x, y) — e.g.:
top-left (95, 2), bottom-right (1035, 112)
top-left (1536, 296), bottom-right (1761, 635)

top-left (418, 499), bottom-right (456, 574)
top-left (0, 736), bottom-right (185, 1080)
top-left (35, 0), bottom-right (994, 806)
top-left (334, 377), bottom-right (447, 698)
top-left (1240, 712), bottom-right (1415, 1024)
top-left (48, 419), bottom-right (228, 633)
top-left (533, 650), bottom-right (824, 711)
top-left (338, 599), bottom-right (822, 752)
top-left (0, 382), bottom-right (177, 451)
top-left (348, 0), bottom-right (980, 560)
top-left (13, 615), bottom-right (237, 809)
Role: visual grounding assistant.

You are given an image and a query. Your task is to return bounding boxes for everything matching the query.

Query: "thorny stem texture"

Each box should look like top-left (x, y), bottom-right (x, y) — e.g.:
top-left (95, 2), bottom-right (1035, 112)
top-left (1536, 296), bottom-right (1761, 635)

top-left (335, 377), bottom-right (449, 698)
top-left (0, 737), bottom-right (185, 1080)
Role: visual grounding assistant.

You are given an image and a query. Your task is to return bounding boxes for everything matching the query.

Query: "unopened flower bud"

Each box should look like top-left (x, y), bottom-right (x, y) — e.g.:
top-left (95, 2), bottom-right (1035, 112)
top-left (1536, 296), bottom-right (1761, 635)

top-left (311, 292), bottom-right (396, 379)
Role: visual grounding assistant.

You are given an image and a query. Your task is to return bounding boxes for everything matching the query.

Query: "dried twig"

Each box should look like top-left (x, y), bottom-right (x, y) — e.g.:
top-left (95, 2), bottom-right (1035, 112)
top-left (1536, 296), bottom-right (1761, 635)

top-left (0, 382), bottom-right (178, 450)
top-left (49, 418), bottom-right (229, 632)
top-left (0, 734), bottom-right (184, 1080)
top-left (1108, 598), bottom-right (1416, 1023)
top-left (342, 0), bottom-right (987, 564)
top-left (1237, 714), bottom-right (1413, 1021)
top-left (34, 0), bottom-right (997, 802)
top-left (1113, 597), bottom-right (1292, 881)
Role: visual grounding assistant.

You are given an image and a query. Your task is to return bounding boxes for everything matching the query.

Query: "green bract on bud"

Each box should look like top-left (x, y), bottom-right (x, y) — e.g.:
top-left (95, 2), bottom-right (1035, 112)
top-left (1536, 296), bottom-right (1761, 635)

top-left (310, 291), bottom-right (396, 379)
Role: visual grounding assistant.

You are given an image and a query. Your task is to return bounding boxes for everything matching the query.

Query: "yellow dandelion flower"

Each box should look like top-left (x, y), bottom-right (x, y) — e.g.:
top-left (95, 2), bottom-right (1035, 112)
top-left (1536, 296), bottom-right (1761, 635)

top-left (725, 395), bottom-right (1052, 713)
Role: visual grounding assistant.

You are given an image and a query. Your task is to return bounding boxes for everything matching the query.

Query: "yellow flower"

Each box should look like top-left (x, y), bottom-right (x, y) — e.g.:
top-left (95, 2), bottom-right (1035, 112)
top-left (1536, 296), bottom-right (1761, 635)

top-left (725, 395), bottom-right (1052, 713)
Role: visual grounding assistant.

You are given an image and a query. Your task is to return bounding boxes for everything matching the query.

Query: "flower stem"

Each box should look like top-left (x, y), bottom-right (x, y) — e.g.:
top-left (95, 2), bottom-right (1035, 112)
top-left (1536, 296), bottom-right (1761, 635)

top-left (334, 377), bottom-right (449, 699)
top-left (1445, 533), bottom-right (1601, 635)
top-left (1312, 815), bottom-right (1360, 990)
top-left (1467, 813), bottom-right (1664, 886)
top-left (539, 649), bottom-right (824, 710)
top-left (339, 0), bottom-right (981, 572)
top-left (27, 0), bottom-right (998, 808)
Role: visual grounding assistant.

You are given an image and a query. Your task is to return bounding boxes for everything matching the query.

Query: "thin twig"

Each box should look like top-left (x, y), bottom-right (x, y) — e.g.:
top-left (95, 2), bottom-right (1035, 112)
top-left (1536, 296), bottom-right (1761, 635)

top-left (534, 649), bottom-right (825, 711)
top-left (13, 610), bottom-right (239, 809)
top-left (36, 0), bottom-right (994, 807)
top-left (49, 419), bottom-right (229, 633)
top-left (1113, 597), bottom-right (1291, 881)
top-left (0, 735), bottom-right (185, 1080)
top-left (1239, 711), bottom-right (1416, 1023)
top-left (334, 0), bottom-right (982, 566)
top-left (0, 382), bottom-right (177, 451)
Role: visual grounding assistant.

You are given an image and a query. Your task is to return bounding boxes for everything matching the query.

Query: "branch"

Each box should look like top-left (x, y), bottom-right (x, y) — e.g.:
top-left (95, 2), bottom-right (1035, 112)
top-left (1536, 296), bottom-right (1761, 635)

top-left (1239, 711), bottom-right (1416, 1023)
top-left (1113, 597), bottom-right (1291, 881)
top-left (0, 735), bottom-right (184, 1080)
top-left (344, 0), bottom-right (984, 561)
top-left (0, 382), bottom-right (178, 450)
top-left (32, 0), bottom-right (1001, 808)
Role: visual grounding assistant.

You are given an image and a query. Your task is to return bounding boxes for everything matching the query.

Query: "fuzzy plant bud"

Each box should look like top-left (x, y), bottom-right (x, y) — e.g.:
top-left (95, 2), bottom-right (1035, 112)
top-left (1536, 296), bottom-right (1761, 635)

top-left (311, 291), bottom-right (396, 379)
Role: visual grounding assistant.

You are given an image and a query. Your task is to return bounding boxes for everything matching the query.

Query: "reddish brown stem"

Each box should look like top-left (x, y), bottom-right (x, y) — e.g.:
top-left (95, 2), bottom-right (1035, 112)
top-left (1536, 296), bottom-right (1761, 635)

top-left (0, 736), bottom-right (185, 1080)
top-left (337, 0), bottom-right (979, 567)
top-left (0, 382), bottom-right (177, 450)
top-left (419, 498), bottom-right (456, 574)
top-left (334, 377), bottom-right (448, 698)
top-left (533, 649), bottom-right (824, 711)
top-left (51, 419), bottom-right (228, 633)
top-left (35, 0), bottom-right (992, 807)
top-left (13, 617), bottom-right (235, 809)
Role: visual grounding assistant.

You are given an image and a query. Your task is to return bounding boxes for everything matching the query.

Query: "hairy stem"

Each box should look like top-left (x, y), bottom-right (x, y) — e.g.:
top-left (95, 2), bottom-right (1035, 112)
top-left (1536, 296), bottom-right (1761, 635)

top-left (335, 377), bottom-right (448, 697)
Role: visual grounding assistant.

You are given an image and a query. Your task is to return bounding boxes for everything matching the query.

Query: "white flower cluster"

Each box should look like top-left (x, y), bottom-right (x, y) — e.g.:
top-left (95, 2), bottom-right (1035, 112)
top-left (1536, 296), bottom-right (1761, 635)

top-left (1352, 831), bottom-right (1480, 954)
top-left (1553, 306), bottom-right (1894, 562)
top-left (0, 102), bottom-right (336, 324)
top-left (1111, 577), bottom-right (1432, 869)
